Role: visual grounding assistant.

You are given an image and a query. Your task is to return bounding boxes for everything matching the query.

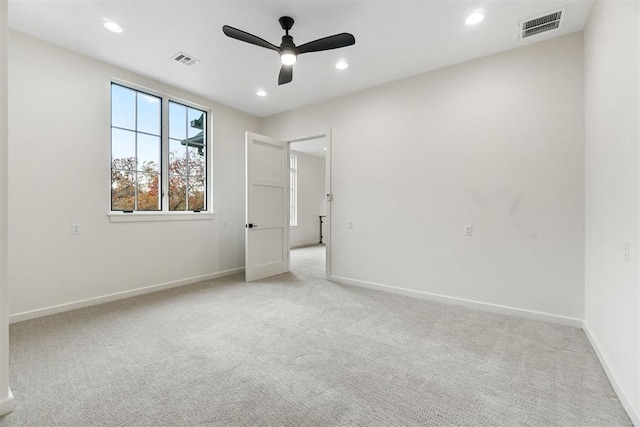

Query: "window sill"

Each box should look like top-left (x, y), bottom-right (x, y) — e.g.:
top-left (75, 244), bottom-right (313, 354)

top-left (109, 212), bottom-right (214, 223)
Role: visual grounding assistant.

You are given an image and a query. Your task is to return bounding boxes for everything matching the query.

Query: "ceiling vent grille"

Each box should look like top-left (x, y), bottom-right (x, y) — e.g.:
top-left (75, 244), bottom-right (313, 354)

top-left (520, 8), bottom-right (565, 39)
top-left (171, 52), bottom-right (199, 66)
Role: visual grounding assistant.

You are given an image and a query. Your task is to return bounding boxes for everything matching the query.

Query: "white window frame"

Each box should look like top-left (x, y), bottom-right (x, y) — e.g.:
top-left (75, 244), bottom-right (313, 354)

top-left (290, 154), bottom-right (298, 227)
top-left (108, 79), bottom-right (213, 222)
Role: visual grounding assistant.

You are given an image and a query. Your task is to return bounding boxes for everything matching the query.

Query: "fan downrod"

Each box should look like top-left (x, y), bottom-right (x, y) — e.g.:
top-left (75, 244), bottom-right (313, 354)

top-left (279, 16), bottom-right (295, 34)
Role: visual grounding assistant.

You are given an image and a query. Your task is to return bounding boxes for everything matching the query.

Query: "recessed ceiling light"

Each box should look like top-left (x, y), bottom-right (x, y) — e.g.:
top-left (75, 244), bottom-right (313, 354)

top-left (256, 90), bottom-right (267, 97)
top-left (335, 61), bottom-right (349, 70)
top-left (465, 11), bottom-right (484, 26)
top-left (323, 147), bottom-right (327, 150)
top-left (103, 21), bottom-right (123, 33)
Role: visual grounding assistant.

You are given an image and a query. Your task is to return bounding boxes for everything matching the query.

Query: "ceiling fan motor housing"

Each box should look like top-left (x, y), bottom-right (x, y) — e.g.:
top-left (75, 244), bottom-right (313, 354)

top-left (280, 35), bottom-right (297, 52)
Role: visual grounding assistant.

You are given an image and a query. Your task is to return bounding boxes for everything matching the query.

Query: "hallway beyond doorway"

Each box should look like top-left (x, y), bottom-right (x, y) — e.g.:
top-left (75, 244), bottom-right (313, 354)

top-left (290, 244), bottom-right (325, 279)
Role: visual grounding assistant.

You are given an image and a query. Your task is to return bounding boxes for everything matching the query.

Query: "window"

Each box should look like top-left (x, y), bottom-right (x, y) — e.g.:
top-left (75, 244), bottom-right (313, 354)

top-left (168, 101), bottom-right (206, 211)
top-left (111, 84), bottom-right (161, 211)
top-left (290, 154), bottom-right (297, 226)
top-left (110, 83), bottom-right (208, 214)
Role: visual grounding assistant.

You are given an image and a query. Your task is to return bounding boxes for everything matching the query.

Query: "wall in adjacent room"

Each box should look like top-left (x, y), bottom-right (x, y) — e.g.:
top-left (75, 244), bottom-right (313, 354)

top-left (583, 0), bottom-right (640, 423)
top-left (290, 150), bottom-right (326, 248)
top-left (8, 31), bottom-right (261, 319)
top-left (263, 33), bottom-right (585, 324)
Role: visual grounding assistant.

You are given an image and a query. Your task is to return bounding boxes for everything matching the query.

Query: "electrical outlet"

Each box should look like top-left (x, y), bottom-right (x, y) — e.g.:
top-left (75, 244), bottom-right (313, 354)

top-left (347, 220), bottom-right (353, 229)
top-left (624, 241), bottom-right (630, 261)
top-left (464, 225), bottom-right (473, 236)
top-left (223, 219), bottom-right (228, 228)
top-left (72, 223), bottom-right (81, 235)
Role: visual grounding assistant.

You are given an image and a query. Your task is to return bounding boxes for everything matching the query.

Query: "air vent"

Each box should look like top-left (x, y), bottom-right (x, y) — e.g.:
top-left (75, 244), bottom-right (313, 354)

top-left (520, 8), bottom-right (565, 39)
top-left (171, 52), bottom-right (199, 66)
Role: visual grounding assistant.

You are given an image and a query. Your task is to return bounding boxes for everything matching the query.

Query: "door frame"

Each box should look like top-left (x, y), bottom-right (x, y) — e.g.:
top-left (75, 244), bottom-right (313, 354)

top-left (287, 129), bottom-right (332, 279)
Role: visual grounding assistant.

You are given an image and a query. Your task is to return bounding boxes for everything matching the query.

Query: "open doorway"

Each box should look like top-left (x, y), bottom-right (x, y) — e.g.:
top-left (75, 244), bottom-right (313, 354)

top-left (288, 132), bottom-right (330, 279)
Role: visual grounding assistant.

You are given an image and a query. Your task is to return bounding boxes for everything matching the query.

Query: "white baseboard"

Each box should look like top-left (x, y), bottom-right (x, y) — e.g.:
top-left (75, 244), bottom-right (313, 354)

top-left (290, 241), bottom-right (322, 249)
top-left (329, 275), bottom-right (583, 328)
top-left (9, 267), bottom-right (245, 324)
top-left (0, 389), bottom-right (14, 416)
top-left (583, 321), bottom-right (640, 426)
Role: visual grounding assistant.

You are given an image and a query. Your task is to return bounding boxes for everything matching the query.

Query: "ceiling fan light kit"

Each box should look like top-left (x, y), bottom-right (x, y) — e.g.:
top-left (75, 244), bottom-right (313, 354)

top-left (280, 52), bottom-right (297, 65)
top-left (222, 16), bottom-right (355, 85)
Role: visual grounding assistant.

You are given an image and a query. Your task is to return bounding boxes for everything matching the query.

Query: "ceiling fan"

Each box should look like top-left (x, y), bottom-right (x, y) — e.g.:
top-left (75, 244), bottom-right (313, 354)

top-left (222, 16), bottom-right (356, 85)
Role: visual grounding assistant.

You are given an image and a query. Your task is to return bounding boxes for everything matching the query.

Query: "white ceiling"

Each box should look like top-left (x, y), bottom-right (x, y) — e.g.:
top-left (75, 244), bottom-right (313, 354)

top-left (8, 0), bottom-right (593, 118)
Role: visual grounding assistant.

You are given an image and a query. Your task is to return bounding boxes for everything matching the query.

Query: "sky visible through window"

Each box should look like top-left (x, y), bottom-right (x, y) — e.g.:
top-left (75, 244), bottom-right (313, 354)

top-left (111, 85), bottom-right (160, 174)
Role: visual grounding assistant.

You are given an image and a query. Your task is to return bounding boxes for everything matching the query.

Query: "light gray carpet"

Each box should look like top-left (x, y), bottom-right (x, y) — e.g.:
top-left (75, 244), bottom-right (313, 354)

top-left (0, 245), bottom-right (631, 426)
top-left (289, 244), bottom-right (326, 279)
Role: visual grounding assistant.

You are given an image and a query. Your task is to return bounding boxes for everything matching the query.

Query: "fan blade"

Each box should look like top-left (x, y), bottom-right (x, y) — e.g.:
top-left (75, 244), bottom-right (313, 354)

top-left (278, 65), bottom-right (293, 85)
top-left (297, 33), bottom-right (355, 54)
top-left (222, 25), bottom-right (279, 52)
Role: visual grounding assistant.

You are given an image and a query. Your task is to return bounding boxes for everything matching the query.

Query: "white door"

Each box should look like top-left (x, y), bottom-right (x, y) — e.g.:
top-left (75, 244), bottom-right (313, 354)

top-left (245, 132), bottom-right (289, 282)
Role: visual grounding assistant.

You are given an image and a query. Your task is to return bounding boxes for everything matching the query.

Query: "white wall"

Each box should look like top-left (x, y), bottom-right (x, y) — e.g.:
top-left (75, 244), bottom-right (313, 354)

top-left (0, 0), bottom-right (14, 417)
top-left (264, 33), bottom-right (585, 323)
top-left (7, 31), bottom-right (261, 319)
top-left (290, 150), bottom-right (325, 248)
top-left (584, 0), bottom-right (640, 423)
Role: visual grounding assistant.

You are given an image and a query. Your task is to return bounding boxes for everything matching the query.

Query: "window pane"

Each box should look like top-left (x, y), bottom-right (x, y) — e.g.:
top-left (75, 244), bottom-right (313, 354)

top-left (290, 155), bottom-right (297, 226)
top-left (137, 172), bottom-right (160, 211)
top-left (169, 138), bottom-right (187, 176)
top-left (137, 93), bottom-right (161, 136)
top-left (111, 128), bottom-right (136, 170)
top-left (188, 108), bottom-right (204, 138)
top-left (169, 102), bottom-right (186, 140)
top-left (188, 146), bottom-right (205, 179)
top-left (169, 175), bottom-right (187, 211)
top-left (188, 180), bottom-right (205, 211)
top-left (111, 84), bottom-right (135, 130)
top-left (112, 171), bottom-right (135, 210)
top-left (137, 134), bottom-right (160, 173)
